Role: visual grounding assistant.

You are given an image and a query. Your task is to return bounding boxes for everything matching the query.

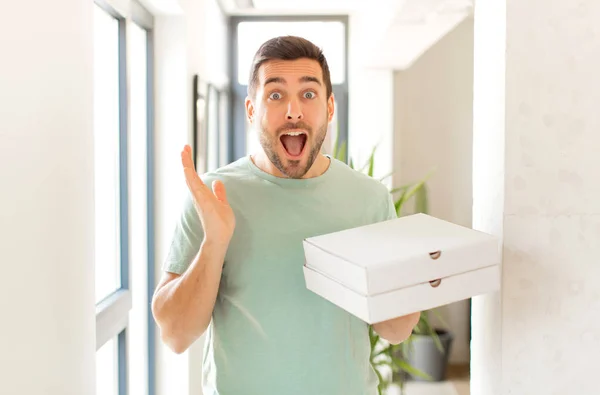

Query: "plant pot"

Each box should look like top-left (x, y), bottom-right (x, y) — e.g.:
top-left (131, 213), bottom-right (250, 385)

top-left (405, 329), bottom-right (454, 382)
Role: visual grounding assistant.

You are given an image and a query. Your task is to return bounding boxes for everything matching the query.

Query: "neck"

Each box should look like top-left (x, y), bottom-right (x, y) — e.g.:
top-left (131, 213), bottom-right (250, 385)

top-left (251, 151), bottom-right (330, 179)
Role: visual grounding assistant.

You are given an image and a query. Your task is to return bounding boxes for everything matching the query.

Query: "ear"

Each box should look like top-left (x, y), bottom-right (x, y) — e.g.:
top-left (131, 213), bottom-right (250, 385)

top-left (327, 92), bottom-right (335, 123)
top-left (245, 96), bottom-right (255, 124)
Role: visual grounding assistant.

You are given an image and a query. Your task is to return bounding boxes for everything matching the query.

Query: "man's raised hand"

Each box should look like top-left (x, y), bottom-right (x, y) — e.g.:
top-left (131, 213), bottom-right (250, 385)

top-left (181, 145), bottom-right (235, 247)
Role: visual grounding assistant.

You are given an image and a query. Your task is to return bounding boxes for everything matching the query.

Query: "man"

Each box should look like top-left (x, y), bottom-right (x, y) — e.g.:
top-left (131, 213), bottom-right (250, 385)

top-left (151, 36), bottom-right (420, 395)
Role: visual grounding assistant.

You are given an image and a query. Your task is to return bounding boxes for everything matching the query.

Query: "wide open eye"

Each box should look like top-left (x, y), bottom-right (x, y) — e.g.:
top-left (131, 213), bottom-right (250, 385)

top-left (304, 91), bottom-right (316, 99)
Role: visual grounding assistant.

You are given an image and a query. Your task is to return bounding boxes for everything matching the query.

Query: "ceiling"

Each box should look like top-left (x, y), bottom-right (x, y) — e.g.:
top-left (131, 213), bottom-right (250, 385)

top-left (225, 0), bottom-right (367, 14)
top-left (220, 0), bottom-right (474, 70)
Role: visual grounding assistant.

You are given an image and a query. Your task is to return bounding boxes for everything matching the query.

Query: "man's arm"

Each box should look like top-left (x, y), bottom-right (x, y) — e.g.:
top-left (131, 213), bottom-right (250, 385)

top-left (151, 145), bottom-right (235, 354)
top-left (151, 240), bottom-right (227, 354)
top-left (372, 312), bottom-right (421, 345)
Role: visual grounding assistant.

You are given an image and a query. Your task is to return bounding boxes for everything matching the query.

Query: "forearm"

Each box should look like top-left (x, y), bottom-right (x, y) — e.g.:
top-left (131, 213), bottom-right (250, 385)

top-left (152, 241), bottom-right (227, 353)
top-left (373, 312), bottom-right (421, 345)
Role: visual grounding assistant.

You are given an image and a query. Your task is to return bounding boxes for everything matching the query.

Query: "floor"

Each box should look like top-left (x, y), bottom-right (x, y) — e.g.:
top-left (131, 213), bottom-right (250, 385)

top-left (447, 364), bottom-right (469, 395)
top-left (386, 364), bottom-right (470, 395)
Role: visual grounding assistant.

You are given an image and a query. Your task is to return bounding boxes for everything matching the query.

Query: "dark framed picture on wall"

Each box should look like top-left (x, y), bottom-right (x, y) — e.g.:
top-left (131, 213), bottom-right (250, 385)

top-left (193, 74), bottom-right (230, 172)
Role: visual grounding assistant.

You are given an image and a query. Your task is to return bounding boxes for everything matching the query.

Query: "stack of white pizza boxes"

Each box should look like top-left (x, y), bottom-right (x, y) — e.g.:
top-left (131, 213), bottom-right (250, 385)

top-left (302, 213), bottom-right (501, 324)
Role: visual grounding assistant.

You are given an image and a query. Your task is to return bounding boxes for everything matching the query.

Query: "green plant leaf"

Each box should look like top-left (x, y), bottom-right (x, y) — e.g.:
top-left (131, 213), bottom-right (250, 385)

top-left (367, 148), bottom-right (375, 177)
top-left (416, 311), bottom-right (435, 335)
top-left (357, 145), bottom-right (377, 174)
top-left (414, 183), bottom-right (428, 214)
top-left (403, 178), bottom-right (428, 203)
top-left (390, 185), bottom-right (410, 195)
top-left (401, 338), bottom-right (415, 356)
top-left (338, 141), bottom-right (348, 163)
top-left (373, 360), bottom-right (392, 367)
top-left (370, 327), bottom-right (380, 349)
top-left (391, 355), bottom-right (433, 381)
top-left (413, 312), bottom-right (445, 353)
top-left (432, 331), bottom-right (444, 353)
top-left (378, 171), bottom-right (394, 182)
top-left (332, 130), bottom-right (339, 159)
top-left (394, 189), bottom-right (408, 216)
top-left (373, 366), bottom-right (385, 392)
top-left (430, 308), bottom-right (450, 329)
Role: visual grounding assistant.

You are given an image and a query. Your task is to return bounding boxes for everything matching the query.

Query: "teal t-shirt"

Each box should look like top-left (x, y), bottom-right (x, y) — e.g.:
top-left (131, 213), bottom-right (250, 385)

top-left (163, 155), bottom-right (397, 395)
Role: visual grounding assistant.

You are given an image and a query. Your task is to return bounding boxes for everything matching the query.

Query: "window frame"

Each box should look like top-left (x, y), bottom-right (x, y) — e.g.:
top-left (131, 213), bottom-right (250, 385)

top-left (93, 1), bottom-right (156, 395)
top-left (227, 15), bottom-right (350, 163)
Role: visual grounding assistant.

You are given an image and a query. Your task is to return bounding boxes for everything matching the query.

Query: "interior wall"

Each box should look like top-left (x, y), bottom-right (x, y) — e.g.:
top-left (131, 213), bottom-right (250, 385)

top-left (473, 0), bottom-right (600, 394)
top-left (393, 17), bottom-right (475, 364)
top-left (0, 0), bottom-right (96, 393)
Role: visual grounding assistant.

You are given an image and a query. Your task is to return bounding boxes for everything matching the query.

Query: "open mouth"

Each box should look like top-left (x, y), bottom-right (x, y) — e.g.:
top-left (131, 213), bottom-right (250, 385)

top-left (280, 130), bottom-right (308, 158)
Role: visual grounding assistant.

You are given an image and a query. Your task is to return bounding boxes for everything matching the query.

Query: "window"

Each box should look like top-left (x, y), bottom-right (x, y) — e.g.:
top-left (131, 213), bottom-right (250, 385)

top-left (228, 16), bottom-right (349, 162)
top-left (96, 337), bottom-right (119, 395)
top-left (236, 21), bottom-right (346, 85)
top-left (128, 19), bottom-right (152, 395)
top-left (93, 2), bottom-right (155, 395)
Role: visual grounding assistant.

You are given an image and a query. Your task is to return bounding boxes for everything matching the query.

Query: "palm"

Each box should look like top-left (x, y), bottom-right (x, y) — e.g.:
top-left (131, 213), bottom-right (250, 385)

top-left (181, 145), bottom-right (235, 244)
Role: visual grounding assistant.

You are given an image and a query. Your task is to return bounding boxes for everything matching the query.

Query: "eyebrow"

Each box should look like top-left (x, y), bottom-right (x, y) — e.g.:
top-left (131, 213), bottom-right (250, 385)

top-left (264, 76), bottom-right (322, 87)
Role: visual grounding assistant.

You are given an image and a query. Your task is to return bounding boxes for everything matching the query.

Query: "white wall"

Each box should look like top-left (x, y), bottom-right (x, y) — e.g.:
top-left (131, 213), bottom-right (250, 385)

top-left (348, 14), bottom-right (395, 184)
top-left (472, 0), bottom-right (600, 394)
top-left (0, 1), bottom-right (96, 394)
top-left (392, 17), bottom-right (474, 364)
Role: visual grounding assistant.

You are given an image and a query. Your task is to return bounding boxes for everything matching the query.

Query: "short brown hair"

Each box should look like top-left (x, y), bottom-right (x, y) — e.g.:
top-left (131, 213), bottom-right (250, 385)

top-left (247, 36), bottom-right (332, 100)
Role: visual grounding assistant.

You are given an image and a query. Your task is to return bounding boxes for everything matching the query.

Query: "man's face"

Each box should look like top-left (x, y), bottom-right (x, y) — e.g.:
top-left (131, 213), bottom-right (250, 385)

top-left (246, 58), bottom-right (335, 179)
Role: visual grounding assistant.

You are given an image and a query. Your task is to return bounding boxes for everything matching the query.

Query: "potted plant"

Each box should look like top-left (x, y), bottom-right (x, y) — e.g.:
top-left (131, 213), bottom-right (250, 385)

top-left (397, 311), bottom-right (454, 384)
top-left (331, 140), bottom-right (454, 394)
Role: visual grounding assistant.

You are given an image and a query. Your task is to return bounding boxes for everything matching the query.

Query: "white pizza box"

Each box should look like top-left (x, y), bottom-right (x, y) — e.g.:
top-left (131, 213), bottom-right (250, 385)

top-left (302, 213), bottom-right (501, 324)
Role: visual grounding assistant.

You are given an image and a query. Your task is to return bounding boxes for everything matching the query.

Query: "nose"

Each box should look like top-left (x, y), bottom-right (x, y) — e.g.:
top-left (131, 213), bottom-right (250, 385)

top-left (286, 98), bottom-right (303, 120)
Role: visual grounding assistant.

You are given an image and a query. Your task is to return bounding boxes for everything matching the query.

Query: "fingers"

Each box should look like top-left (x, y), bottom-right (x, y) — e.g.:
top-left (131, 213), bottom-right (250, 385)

top-left (181, 145), bottom-right (196, 174)
top-left (181, 145), bottom-right (206, 192)
top-left (212, 180), bottom-right (228, 204)
top-left (181, 145), bottom-right (228, 207)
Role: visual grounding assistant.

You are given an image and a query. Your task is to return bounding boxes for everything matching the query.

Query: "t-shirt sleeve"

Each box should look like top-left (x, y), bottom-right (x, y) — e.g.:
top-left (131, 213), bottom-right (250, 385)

top-left (162, 192), bottom-right (205, 275)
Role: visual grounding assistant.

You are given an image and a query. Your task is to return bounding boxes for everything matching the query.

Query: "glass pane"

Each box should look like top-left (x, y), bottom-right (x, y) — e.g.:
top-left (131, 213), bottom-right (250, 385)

top-left (93, 5), bottom-right (122, 304)
top-left (96, 337), bottom-right (118, 395)
top-left (237, 21), bottom-right (345, 85)
top-left (128, 22), bottom-right (149, 395)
